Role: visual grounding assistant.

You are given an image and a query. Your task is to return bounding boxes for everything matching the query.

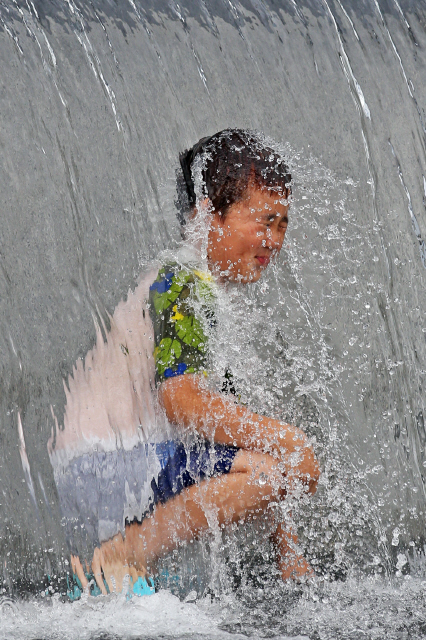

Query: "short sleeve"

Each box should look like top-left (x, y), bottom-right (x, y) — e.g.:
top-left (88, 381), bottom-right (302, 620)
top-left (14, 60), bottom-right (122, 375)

top-left (148, 265), bottom-right (214, 384)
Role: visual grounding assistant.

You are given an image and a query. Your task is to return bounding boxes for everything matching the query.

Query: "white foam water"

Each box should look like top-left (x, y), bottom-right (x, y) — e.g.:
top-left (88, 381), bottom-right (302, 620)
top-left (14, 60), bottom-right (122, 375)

top-left (1, 573), bottom-right (426, 640)
top-left (0, 591), bottom-right (241, 640)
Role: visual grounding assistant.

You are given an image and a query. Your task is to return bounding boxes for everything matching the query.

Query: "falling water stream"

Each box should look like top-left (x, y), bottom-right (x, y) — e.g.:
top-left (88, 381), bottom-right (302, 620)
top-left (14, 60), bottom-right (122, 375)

top-left (1, 0), bottom-right (426, 638)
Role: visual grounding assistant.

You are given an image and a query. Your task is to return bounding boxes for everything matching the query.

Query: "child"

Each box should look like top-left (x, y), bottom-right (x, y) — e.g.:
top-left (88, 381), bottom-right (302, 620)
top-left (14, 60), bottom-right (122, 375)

top-left (61, 129), bottom-right (319, 595)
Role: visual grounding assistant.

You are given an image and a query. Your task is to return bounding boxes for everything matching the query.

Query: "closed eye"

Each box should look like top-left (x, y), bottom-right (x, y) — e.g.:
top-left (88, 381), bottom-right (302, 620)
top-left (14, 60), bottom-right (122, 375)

top-left (265, 215), bottom-right (288, 228)
top-left (258, 213), bottom-right (289, 229)
top-left (264, 215), bottom-right (276, 226)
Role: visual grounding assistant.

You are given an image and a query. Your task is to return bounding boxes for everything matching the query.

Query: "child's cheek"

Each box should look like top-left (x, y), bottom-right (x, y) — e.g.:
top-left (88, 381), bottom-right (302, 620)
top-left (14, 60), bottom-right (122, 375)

top-left (245, 225), bottom-right (261, 245)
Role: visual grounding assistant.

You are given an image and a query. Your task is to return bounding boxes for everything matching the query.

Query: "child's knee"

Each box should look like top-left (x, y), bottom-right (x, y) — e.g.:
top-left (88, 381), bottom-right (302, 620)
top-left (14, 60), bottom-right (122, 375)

top-left (257, 447), bottom-right (320, 497)
top-left (294, 443), bottom-right (320, 490)
top-left (248, 453), bottom-right (284, 496)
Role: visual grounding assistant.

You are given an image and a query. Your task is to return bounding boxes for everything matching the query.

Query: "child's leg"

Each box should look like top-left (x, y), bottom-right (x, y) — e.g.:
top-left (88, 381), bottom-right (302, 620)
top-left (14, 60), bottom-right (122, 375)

top-left (91, 449), bottom-right (311, 592)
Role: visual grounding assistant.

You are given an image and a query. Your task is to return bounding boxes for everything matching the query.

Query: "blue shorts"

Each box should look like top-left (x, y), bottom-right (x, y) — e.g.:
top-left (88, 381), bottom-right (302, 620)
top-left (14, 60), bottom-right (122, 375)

top-left (151, 439), bottom-right (239, 507)
top-left (55, 439), bottom-right (239, 555)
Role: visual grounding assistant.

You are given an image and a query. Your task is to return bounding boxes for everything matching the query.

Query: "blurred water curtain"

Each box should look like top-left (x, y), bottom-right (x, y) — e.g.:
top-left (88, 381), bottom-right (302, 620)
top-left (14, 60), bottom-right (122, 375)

top-left (0, 0), bottom-right (425, 592)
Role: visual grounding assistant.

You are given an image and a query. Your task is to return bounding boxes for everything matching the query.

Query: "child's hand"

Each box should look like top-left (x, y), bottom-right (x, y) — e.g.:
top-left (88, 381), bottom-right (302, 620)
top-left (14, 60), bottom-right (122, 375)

top-left (278, 551), bottom-right (314, 582)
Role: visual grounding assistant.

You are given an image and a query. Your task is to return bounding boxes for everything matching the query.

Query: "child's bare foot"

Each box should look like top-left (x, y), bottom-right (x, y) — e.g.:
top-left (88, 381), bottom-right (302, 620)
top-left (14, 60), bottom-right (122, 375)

top-left (91, 532), bottom-right (148, 594)
top-left (278, 552), bottom-right (314, 582)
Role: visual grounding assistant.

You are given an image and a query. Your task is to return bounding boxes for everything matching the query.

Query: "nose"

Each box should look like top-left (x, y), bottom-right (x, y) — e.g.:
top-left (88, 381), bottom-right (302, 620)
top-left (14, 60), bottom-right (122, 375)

top-left (264, 227), bottom-right (283, 250)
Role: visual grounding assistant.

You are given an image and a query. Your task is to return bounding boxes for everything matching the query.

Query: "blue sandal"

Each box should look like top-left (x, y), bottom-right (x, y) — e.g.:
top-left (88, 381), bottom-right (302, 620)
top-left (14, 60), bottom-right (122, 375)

top-left (66, 571), bottom-right (155, 601)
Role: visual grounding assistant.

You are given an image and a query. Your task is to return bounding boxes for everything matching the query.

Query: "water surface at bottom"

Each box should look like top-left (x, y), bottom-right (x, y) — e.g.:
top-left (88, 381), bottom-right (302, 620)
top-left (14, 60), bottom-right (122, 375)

top-left (1, 573), bottom-right (426, 640)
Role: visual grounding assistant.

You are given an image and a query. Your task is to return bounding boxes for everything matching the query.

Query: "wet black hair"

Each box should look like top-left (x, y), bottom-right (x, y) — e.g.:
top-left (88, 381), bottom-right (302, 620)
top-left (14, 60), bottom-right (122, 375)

top-left (176, 129), bottom-right (291, 227)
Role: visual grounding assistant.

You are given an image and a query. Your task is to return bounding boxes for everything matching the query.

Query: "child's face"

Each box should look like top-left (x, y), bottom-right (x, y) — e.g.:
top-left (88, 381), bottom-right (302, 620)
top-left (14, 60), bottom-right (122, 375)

top-left (207, 185), bottom-right (289, 283)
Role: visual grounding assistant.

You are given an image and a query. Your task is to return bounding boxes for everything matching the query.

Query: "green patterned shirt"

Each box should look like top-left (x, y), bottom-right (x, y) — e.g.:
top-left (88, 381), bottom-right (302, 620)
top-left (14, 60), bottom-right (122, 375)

top-left (148, 264), bottom-right (217, 384)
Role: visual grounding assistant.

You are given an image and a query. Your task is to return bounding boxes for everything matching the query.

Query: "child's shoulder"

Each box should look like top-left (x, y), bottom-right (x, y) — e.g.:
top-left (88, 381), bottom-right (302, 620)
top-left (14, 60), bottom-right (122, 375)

top-left (148, 262), bottom-right (194, 316)
top-left (149, 261), bottom-right (217, 319)
top-left (152, 262), bottom-right (194, 285)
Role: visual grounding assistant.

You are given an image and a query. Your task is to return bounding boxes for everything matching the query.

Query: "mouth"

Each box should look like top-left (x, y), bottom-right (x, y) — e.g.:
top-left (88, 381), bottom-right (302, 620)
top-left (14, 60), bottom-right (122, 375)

top-left (255, 255), bottom-right (270, 267)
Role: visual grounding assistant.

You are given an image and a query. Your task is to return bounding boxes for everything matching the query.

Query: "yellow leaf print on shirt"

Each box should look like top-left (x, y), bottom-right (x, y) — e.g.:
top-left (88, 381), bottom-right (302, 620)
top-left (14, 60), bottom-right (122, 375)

top-left (193, 269), bottom-right (213, 282)
top-left (171, 305), bottom-right (184, 322)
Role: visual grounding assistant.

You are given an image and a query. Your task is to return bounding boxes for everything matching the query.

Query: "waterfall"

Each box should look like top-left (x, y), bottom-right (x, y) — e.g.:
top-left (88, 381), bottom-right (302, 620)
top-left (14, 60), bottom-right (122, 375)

top-left (1, 0), bottom-right (426, 636)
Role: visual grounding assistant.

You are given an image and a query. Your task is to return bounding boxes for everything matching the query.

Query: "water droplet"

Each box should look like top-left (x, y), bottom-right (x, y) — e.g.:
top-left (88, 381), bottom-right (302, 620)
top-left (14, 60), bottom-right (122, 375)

top-left (258, 472), bottom-right (268, 486)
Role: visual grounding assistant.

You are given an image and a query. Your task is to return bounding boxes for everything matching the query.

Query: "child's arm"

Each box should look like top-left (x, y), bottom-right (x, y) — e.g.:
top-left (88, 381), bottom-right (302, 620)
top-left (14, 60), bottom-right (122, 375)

top-left (160, 373), bottom-right (319, 493)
